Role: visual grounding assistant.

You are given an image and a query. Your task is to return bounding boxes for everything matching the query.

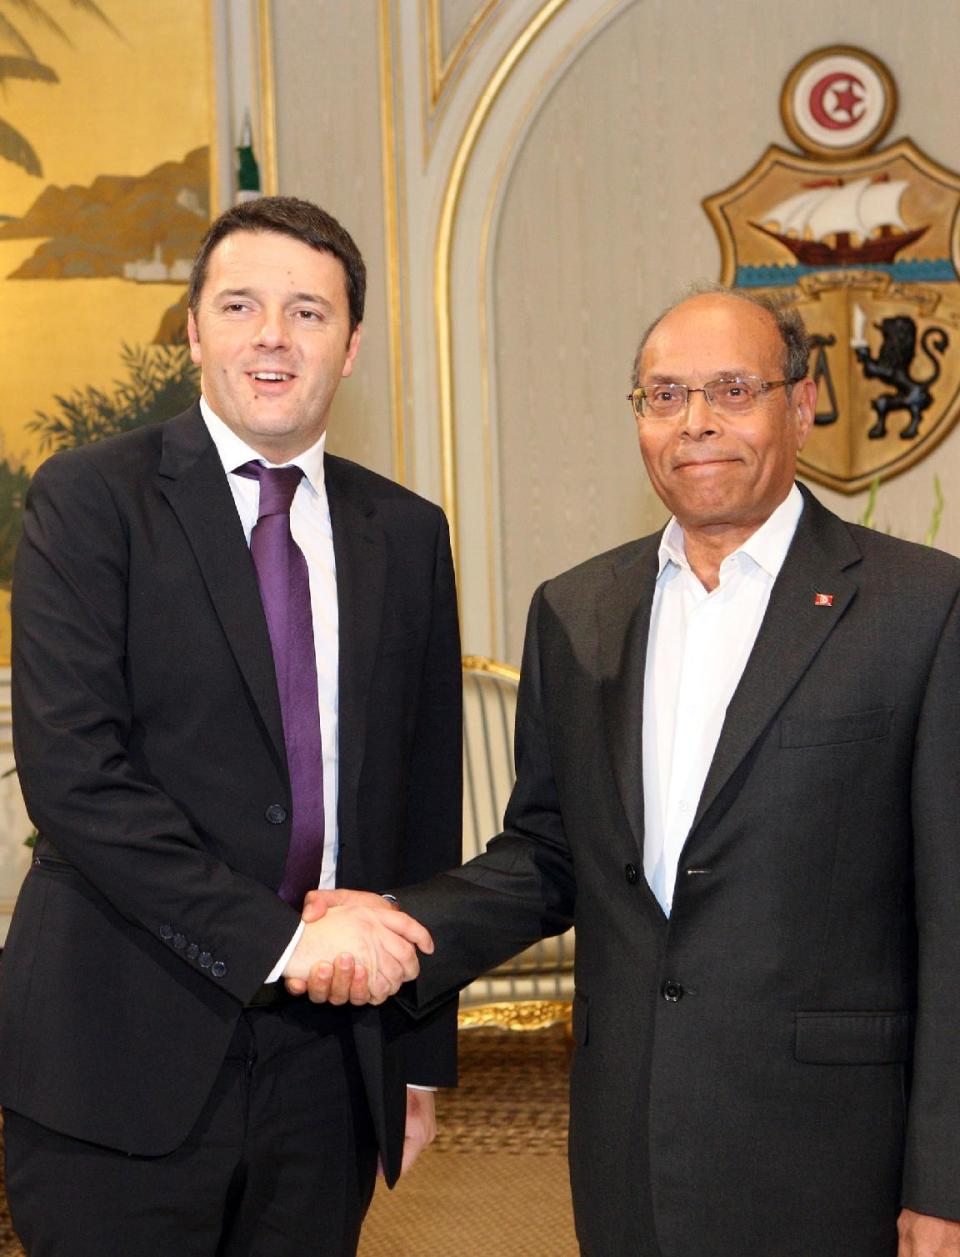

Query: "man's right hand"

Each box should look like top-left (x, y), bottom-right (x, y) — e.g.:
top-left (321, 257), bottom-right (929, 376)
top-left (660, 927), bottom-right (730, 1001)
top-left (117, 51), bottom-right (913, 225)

top-left (288, 952), bottom-right (372, 1005)
top-left (282, 892), bottom-right (431, 1005)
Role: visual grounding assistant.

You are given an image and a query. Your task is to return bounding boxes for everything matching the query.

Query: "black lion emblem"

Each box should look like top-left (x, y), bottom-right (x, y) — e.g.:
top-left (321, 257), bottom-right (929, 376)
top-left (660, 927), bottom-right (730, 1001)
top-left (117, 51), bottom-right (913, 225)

top-left (855, 315), bottom-right (949, 440)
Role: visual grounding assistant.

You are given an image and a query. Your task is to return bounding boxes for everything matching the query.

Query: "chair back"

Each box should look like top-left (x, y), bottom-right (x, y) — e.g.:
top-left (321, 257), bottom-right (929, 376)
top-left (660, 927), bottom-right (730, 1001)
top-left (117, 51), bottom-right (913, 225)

top-left (459, 655), bottom-right (574, 1014)
top-left (462, 655), bottom-right (520, 861)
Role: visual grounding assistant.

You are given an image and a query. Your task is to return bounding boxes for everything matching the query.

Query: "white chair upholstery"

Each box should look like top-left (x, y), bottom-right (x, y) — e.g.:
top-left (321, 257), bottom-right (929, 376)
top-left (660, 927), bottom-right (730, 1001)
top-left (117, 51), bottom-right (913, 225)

top-left (458, 656), bottom-right (574, 1025)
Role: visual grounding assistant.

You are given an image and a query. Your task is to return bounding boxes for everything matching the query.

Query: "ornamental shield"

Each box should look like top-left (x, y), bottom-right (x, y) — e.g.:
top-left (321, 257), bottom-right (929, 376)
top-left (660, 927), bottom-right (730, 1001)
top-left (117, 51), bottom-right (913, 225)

top-left (703, 48), bottom-right (960, 493)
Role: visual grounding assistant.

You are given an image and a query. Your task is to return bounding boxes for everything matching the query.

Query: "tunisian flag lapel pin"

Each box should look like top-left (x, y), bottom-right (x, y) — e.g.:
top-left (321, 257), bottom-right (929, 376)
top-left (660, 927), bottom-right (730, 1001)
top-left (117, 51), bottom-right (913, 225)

top-left (813, 592), bottom-right (834, 607)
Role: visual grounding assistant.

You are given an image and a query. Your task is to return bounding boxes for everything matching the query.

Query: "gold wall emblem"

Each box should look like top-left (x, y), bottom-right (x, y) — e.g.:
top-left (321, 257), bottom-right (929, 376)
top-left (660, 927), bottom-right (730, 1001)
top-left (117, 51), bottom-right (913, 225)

top-left (704, 47), bottom-right (960, 493)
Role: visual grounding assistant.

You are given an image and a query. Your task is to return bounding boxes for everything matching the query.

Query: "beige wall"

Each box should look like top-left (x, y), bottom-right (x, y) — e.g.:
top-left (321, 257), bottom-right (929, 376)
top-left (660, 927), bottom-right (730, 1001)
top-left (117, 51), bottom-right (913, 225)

top-left (270, 0), bottom-right (960, 662)
top-left (492, 0), bottom-right (960, 656)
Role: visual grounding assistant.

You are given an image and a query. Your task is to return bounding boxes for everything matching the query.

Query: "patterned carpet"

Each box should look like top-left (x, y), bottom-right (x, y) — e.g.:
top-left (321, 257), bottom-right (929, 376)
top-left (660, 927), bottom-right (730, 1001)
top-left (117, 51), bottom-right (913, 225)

top-left (0, 1024), bottom-right (577, 1256)
top-left (0, 1114), bottom-right (17, 1257)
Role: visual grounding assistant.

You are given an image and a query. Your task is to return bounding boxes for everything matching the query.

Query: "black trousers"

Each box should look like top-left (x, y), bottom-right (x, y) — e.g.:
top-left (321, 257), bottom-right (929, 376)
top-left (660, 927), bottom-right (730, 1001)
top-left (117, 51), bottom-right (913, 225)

top-left (3, 1002), bottom-right (378, 1257)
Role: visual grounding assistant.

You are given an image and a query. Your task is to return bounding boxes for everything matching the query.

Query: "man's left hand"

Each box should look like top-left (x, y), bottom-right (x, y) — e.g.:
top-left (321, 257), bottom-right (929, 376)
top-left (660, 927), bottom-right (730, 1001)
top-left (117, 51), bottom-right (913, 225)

top-left (899, 1208), bottom-right (960, 1254)
top-left (400, 1088), bottom-right (437, 1176)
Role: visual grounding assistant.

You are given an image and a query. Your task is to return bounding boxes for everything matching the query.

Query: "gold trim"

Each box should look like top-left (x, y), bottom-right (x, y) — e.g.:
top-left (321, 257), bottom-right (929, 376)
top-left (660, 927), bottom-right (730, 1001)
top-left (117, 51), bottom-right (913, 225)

top-left (257, 0), bottom-right (279, 195)
top-left (458, 999), bottom-right (572, 1031)
top-left (435, 0), bottom-right (570, 569)
top-left (425, 0), bottom-right (441, 101)
top-left (426, 0), bottom-right (502, 110)
top-left (462, 654), bottom-right (520, 683)
top-left (206, 0), bottom-right (219, 217)
top-left (780, 45), bottom-right (897, 161)
top-left (379, 0), bottom-right (407, 484)
top-left (477, 195), bottom-right (499, 650)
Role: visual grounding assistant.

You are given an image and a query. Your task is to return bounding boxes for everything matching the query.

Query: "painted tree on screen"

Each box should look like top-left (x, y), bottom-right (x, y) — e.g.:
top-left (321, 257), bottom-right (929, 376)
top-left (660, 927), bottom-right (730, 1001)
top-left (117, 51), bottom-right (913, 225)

top-left (0, 0), bottom-right (122, 177)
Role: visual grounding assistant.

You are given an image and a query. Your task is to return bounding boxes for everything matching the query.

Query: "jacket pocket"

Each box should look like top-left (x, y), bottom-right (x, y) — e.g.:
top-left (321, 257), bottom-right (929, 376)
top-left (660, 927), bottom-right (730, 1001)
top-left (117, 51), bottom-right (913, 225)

top-left (794, 1010), bottom-right (913, 1063)
top-left (780, 707), bottom-right (892, 748)
top-left (31, 854), bottom-right (78, 876)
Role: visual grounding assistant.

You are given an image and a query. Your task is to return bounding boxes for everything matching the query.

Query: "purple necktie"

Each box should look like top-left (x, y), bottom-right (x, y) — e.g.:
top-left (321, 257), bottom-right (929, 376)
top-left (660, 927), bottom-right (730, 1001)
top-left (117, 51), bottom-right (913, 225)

top-left (237, 461), bottom-right (325, 906)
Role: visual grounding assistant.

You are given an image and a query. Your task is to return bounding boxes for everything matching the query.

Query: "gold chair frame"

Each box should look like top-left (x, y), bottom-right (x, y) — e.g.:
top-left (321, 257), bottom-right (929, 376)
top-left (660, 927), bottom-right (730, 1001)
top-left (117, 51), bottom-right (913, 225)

top-left (457, 656), bottom-right (573, 1032)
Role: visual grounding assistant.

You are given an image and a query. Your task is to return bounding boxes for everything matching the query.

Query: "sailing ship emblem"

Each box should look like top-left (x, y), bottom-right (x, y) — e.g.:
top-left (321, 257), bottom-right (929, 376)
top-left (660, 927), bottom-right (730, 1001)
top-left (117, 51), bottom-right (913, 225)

top-left (704, 47), bottom-right (960, 494)
top-left (751, 175), bottom-right (926, 269)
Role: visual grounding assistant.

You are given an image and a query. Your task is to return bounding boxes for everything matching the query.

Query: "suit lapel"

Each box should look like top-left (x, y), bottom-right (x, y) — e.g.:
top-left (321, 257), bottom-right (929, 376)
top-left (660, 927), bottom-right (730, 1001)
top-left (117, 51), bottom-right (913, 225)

top-left (690, 488), bottom-right (862, 835)
top-left (325, 457), bottom-right (387, 872)
top-left (600, 538), bottom-right (660, 858)
top-left (156, 406), bottom-right (286, 768)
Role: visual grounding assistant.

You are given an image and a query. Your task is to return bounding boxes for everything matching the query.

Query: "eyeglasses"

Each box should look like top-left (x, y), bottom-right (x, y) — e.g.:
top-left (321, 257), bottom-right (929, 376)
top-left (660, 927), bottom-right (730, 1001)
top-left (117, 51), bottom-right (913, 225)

top-left (627, 374), bottom-right (802, 421)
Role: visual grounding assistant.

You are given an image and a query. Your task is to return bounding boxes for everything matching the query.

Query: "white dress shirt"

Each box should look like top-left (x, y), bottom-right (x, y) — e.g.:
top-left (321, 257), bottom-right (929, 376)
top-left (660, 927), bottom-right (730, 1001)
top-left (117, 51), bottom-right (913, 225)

top-left (203, 404), bottom-right (439, 1089)
top-left (642, 485), bottom-right (803, 914)
top-left (200, 398), bottom-right (338, 976)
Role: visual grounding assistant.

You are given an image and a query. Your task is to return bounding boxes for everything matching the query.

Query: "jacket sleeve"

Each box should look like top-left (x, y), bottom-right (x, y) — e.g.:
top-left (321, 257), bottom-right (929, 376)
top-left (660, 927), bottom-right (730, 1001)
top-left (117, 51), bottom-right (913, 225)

top-left (397, 582), bottom-right (576, 1017)
top-left (392, 514), bottom-right (463, 1087)
top-left (901, 584), bottom-right (960, 1219)
top-left (11, 449), bottom-right (300, 1003)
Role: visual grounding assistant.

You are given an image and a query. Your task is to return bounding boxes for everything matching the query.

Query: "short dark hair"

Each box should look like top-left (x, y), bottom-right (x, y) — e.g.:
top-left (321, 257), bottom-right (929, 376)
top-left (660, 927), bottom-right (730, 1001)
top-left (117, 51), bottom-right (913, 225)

top-left (188, 196), bottom-right (366, 332)
top-left (630, 283), bottom-right (810, 390)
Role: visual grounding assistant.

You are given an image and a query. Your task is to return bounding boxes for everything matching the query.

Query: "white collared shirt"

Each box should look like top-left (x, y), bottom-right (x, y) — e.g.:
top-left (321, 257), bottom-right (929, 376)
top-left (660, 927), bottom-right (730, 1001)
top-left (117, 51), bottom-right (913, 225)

top-left (642, 485), bottom-right (803, 914)
top-left (200, 398), bottom-right (339, 976)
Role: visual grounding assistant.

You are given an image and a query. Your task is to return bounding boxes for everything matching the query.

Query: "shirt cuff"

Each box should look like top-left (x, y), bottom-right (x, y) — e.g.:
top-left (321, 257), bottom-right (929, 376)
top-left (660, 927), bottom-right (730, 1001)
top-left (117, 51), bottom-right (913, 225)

top-left (407, 1084), bottom-right (438, 1092)
top-left (266, 921), bottom-right (304, 983)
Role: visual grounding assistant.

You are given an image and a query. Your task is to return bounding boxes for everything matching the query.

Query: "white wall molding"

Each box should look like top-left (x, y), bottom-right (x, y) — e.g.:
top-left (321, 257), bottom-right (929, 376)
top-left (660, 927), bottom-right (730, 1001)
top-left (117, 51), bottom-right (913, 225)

top-left (387, 0), bottom-right (633, 656)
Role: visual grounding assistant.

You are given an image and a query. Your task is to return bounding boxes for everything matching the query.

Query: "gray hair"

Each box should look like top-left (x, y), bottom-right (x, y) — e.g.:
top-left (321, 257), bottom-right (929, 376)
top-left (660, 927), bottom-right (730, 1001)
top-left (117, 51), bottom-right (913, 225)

top-left (630, 282), bottom-right (811, 390)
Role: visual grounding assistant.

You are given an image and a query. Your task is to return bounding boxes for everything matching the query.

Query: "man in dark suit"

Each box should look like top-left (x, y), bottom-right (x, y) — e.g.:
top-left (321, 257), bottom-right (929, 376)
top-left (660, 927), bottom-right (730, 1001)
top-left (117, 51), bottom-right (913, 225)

top-left (0, 196), bottom-right (461, 1256)
top-left (309, 289), bottom-right (960, 1256)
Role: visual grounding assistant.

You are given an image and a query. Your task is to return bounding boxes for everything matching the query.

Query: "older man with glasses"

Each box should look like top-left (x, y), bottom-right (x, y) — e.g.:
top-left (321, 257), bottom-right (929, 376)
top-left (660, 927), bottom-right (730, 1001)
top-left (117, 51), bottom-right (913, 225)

top-left (304, 286), bottom-right (960, 1257)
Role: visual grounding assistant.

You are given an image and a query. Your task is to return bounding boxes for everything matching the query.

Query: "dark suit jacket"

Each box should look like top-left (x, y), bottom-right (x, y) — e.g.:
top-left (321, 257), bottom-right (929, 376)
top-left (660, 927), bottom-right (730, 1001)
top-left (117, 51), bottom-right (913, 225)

top-left (0, 404), bottom-right (461, 1185)
top-left (399, 486), bottom-right (960, 1255)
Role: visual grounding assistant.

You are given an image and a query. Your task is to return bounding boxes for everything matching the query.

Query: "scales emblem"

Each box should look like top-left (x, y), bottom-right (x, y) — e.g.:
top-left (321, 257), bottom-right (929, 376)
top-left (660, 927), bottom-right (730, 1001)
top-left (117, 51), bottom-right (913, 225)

top-left (704, 46), bottom-right (960, 493)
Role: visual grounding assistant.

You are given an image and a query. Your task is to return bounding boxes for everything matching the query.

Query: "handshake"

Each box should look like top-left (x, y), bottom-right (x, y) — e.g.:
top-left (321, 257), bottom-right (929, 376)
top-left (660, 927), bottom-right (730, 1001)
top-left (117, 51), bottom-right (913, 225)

top-left (281, 889), bottom-right (431, 1006)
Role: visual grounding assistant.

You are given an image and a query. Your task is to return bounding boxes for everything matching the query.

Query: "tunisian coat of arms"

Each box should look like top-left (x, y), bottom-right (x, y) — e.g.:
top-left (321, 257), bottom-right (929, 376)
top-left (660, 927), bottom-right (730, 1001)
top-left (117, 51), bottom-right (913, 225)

top-left (704, 46), bottom-right (960, 493)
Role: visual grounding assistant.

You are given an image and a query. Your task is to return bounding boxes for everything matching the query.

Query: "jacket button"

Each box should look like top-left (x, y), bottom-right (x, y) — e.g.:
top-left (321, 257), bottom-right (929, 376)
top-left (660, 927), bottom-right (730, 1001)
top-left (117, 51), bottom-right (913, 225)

top-left (265, 804), bottom-right (287, 824)
top-left (186, 943), bottom-right (199, 961)
top-left (211, 961), bottom-right (227, 979)
top-left (661, 980), bottom-right (684, 1002)
top-left (624, 863), bottom-right (640, 885)
top-left (198, 951), bottom-right (213, 969)
top-left (173, 933), bottom-right (187, 950)
top-left (159, 923), bottom-right (173, 940)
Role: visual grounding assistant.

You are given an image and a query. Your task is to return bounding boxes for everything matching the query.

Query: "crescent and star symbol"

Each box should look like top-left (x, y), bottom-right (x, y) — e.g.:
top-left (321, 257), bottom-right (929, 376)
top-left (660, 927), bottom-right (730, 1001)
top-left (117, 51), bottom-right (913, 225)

top-left (809, 71), bottom-right (867, 130)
